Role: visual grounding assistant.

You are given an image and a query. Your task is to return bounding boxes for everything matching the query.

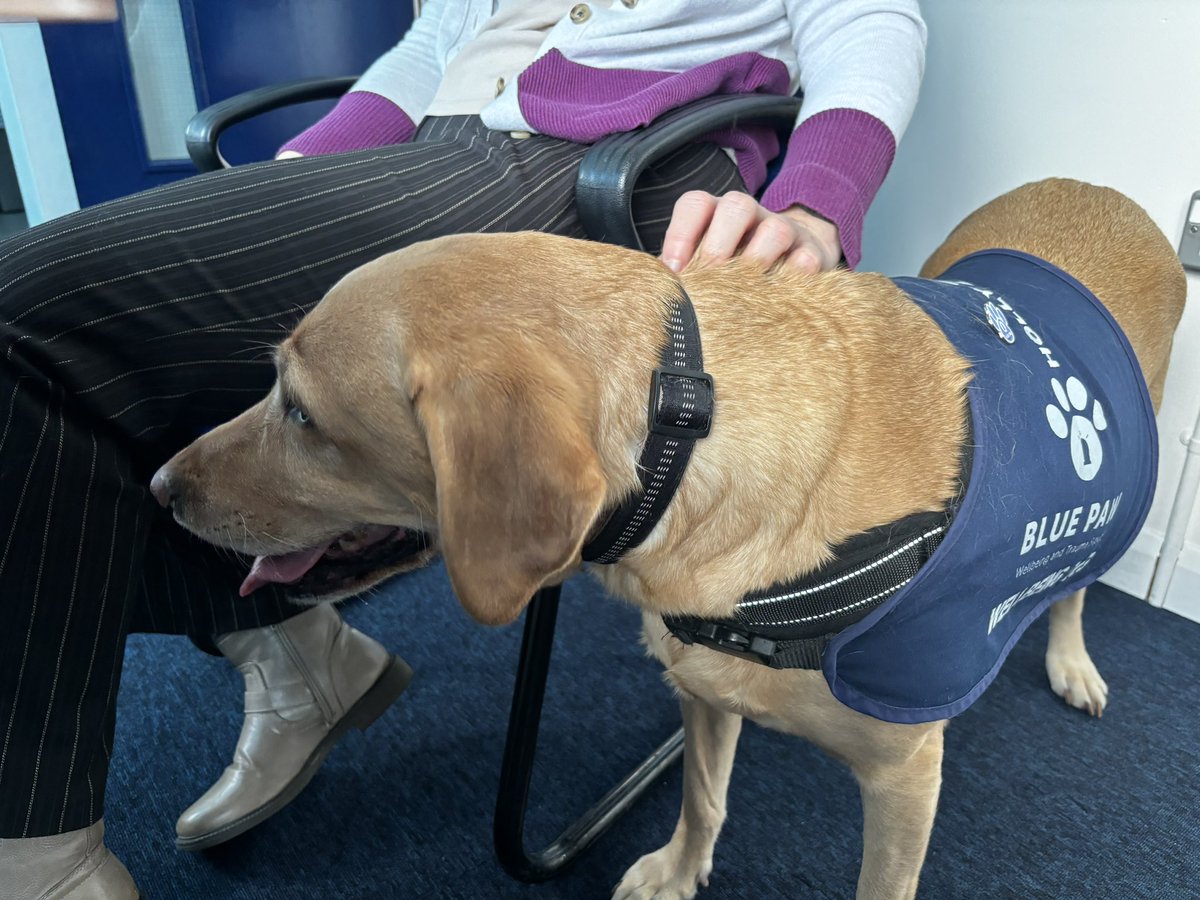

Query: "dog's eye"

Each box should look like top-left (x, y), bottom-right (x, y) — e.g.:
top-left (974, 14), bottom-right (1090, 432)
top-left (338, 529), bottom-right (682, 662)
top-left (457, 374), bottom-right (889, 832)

top-left (286, 404), bottom-right (312, 427)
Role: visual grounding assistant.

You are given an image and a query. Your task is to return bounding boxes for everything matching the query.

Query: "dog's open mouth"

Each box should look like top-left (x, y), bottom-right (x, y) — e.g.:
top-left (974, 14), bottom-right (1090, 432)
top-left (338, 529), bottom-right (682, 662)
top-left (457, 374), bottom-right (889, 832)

top-left (239, 524), bottom-right (431, 597)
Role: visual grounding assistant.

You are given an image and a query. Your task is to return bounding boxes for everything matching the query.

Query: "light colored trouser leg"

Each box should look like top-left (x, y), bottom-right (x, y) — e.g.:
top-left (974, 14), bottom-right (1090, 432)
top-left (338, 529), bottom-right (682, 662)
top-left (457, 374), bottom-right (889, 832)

top-left (1045, 588), bottom-right (1108, 716)
top-left (613, 694), bottom-right (743, 900)
top-left (855, 724), bottom-right (944, 900)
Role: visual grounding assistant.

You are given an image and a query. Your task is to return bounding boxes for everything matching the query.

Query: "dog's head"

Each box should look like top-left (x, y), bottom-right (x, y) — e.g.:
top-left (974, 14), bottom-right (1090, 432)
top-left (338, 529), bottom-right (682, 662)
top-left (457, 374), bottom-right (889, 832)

top-left (154, 233), bottom-right (671, 624)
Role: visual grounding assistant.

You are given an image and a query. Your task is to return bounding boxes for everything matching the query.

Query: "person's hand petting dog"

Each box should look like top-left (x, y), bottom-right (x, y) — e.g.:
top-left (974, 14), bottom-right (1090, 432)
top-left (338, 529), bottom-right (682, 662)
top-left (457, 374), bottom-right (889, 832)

top-left (662, 190), bottom-right (842, 274)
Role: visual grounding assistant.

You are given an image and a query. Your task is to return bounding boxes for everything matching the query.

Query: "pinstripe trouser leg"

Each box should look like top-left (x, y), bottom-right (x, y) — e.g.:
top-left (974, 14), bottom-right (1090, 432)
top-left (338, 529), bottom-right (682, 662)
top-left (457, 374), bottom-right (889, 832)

top-left (0, 116), bottom-right (742, 838)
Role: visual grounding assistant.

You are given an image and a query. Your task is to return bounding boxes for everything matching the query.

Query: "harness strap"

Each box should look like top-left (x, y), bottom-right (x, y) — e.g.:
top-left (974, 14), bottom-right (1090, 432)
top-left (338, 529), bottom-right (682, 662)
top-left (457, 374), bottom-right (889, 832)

top-left (662, 510), bottom-right (955, 668)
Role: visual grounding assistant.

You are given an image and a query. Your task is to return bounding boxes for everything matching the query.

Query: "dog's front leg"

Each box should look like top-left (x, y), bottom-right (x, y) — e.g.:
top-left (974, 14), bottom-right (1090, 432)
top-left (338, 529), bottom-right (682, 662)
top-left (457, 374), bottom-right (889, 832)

top-left (613, 693), bottom-right (742, 900)
top-left (1045, 588), bottom-right (1108, 716)
top-left (853, 724), bottom-right (944, 900)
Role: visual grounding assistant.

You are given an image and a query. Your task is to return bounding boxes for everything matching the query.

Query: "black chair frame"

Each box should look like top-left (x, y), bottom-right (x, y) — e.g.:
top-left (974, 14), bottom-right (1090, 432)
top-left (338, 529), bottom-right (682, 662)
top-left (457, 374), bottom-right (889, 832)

top-left (186, 82), bottom-right (802, 882)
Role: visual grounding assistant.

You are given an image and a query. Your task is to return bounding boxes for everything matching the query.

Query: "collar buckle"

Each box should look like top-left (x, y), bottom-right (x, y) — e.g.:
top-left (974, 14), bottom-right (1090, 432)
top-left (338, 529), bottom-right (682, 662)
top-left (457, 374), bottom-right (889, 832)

top-left (648, 366), bottom-right (714, 439)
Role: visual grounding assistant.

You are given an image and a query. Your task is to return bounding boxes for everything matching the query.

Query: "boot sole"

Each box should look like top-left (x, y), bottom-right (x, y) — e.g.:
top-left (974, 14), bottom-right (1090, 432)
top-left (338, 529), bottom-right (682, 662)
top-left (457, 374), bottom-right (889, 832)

top-left (175, 654), bottom-right (413, 852)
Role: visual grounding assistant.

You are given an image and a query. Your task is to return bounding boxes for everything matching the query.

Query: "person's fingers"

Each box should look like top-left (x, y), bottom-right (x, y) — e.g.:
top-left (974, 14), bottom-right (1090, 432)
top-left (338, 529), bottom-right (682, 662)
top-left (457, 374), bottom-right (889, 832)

top-left (696, 192), bottom-right (763, 263)
top-left (663, 195), bottom-right (842, 274)
top-left (740, 215), bottom-right (802, 268)
top-left (784, 244), bottom-right (823, 274)
top-left (661, 191), bottom-right (718, 272)
top-left (778, 205), bottom-right (841, 272)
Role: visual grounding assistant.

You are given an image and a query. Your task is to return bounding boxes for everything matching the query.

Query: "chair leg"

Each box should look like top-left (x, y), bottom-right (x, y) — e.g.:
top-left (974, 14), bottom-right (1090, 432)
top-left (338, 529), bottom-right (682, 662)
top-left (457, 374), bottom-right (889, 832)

top-left (493, 583), bottom-right (685, 882)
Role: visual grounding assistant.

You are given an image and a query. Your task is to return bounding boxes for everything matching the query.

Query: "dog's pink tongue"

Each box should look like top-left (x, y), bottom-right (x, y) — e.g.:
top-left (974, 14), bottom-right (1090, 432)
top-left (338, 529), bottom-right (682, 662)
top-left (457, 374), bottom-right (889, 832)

top-left (239, 543), bottom-right (331, 597)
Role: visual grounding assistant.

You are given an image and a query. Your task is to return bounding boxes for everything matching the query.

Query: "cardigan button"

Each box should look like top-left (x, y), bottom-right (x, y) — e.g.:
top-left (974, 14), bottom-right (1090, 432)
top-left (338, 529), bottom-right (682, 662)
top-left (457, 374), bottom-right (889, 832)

top-left (569, 3), bottom-right (591, 23)
top-left (495, 77), bottom-right (506, 96)
top-left (621, 0), bottom-right (638, 7)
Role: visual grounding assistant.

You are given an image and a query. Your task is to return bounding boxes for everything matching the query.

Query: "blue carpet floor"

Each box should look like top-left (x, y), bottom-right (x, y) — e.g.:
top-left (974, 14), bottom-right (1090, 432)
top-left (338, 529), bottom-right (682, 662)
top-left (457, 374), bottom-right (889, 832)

top-left (105, 568), bottom-right (1199, 899)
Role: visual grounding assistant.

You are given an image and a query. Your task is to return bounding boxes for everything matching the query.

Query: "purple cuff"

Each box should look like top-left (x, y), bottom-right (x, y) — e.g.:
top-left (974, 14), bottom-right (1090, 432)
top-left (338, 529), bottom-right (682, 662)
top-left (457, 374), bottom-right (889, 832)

top-left (277, 91), bottom-right (417, 157)
top-left (760, 108), bottom-right (896, 269)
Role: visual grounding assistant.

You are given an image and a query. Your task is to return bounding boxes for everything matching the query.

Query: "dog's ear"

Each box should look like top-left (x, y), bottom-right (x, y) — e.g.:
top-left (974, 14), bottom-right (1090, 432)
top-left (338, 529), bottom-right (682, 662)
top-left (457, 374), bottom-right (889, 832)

top-left (414, 356), bottom-right (607, 626)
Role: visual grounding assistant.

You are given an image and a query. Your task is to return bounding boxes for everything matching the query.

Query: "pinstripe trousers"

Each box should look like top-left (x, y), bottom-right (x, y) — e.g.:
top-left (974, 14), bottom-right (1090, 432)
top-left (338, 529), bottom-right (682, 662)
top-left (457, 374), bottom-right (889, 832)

top-left (0, 116), bottom-right (741, 838)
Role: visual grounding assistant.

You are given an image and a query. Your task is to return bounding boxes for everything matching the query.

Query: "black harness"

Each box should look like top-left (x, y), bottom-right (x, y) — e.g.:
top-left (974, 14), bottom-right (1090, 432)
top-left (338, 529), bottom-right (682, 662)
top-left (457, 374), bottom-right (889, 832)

top-left (663, 511), bottom-right (951, 668)
top-left (584, 289), bottom-right (958, 671)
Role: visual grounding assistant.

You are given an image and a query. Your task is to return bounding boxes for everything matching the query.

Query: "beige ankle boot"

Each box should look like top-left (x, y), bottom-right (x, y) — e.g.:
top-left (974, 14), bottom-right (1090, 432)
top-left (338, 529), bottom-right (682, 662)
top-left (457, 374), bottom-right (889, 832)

top-left (174, 603), bottom-right (410, 850)
top-left (0, 820), bottom-right (138, 900)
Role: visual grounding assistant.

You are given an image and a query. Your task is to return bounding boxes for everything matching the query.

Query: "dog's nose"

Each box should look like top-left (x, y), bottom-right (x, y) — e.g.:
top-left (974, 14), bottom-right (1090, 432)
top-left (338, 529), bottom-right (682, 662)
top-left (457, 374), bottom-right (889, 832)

top-left (149, 466), bottom-right (177, 509)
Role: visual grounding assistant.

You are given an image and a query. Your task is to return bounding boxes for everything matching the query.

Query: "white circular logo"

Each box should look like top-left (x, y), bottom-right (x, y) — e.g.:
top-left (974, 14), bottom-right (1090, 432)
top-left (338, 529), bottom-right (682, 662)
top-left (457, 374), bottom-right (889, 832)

top-left (983, 301), bottom-right (1016, 344)
top-left (1045, 376), bottom-right (1107, 481)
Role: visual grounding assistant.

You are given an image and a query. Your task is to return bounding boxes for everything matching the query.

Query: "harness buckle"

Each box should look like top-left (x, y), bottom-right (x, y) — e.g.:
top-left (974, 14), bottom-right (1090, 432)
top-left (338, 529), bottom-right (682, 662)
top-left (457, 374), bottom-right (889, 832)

top-left (648, 366), bottom-right (713, 439)
top-left (674, 621), bottom-right (777, 666)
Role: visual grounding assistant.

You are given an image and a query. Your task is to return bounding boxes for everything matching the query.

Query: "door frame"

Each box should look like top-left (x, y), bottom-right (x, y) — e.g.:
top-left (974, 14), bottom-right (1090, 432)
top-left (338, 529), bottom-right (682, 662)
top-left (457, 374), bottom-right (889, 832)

top-left (0, 23), bottom-right (79, 224)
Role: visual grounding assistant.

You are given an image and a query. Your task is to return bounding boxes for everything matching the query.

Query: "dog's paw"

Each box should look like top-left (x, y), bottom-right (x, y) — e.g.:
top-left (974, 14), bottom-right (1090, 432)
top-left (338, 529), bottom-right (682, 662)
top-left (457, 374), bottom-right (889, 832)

top-left (1046, 647), bottom-right (1108, 716)
top-left (612, 845), bottom-right (712, 900)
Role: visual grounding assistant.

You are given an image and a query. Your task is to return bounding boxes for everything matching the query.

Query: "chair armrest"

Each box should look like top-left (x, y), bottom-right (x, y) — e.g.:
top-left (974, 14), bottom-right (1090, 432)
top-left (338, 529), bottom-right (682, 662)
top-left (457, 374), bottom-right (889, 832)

top-left (185, 76), bottom-right (359, 173)
top-left (574, 93), bottom-right (803, 250)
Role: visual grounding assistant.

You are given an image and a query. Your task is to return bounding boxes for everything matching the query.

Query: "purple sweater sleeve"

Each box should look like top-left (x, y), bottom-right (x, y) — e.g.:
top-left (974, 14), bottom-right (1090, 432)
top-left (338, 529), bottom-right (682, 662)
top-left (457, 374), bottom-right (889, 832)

top-left (759, 108), bottom-right (896, 269)
top-left (277, 91), bottom-right (417, 157)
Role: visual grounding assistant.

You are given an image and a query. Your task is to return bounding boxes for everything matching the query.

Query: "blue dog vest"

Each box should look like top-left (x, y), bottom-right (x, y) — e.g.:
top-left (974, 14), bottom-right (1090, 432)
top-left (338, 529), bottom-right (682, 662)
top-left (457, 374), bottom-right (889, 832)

top-left (822, 249), bottom-right (1157, 723)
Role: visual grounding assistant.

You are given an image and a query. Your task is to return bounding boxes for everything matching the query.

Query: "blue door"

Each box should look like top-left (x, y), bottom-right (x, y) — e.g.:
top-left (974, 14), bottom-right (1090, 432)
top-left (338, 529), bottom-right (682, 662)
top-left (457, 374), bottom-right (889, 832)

top-left (41, 0), bottom-right (412, 207)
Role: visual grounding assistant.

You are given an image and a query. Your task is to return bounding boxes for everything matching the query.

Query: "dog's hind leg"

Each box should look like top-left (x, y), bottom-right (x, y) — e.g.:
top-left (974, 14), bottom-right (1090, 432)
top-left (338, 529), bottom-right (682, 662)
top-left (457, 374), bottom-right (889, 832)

top-left (613, 694), bottom-right (742, 900)
top-left (1045, 588), bottom-right (1108, 716)
top-left (853, 723), bottom-right (944, 900)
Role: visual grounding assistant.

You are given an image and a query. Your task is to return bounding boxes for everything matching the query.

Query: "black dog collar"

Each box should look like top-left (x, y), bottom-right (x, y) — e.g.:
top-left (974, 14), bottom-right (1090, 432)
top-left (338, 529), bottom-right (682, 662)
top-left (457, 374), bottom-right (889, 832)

top-left (581, 289), bottom-right (713, 564)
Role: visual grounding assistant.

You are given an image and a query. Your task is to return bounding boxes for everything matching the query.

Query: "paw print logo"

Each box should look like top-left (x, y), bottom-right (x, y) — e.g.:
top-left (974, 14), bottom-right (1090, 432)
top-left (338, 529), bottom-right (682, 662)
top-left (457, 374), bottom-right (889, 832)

top-left (1045, 376), bottom-right (1107, 482)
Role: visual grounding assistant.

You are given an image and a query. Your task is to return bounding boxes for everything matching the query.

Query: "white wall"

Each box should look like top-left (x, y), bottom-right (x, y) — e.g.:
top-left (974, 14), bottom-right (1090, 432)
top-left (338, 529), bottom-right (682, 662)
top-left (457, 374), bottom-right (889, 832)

top-left (860, 0), bottom-right (1200, 614)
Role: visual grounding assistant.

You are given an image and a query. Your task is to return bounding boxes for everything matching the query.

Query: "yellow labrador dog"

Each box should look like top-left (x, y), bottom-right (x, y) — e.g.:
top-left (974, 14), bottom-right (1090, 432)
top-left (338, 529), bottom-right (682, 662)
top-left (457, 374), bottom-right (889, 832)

top-left (153, 179), bottom-right (1185, 898)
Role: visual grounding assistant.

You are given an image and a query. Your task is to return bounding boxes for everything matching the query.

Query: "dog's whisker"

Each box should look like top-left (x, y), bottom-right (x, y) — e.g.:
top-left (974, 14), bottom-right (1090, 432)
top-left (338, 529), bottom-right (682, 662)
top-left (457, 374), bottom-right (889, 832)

top-left (254, 527), bottom-right (310, 553)
top-left (231, 340), bottom-right (282, 360)
top-left (236, 512), bottom-right (253, 551)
